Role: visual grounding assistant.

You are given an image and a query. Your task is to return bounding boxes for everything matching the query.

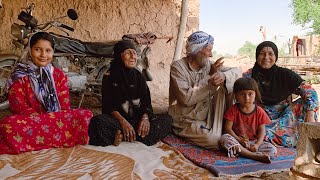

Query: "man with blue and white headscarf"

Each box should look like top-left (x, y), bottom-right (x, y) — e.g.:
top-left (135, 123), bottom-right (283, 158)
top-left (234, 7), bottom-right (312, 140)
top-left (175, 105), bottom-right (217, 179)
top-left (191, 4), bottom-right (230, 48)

top-left (169, 31), bottom-right (242, 149)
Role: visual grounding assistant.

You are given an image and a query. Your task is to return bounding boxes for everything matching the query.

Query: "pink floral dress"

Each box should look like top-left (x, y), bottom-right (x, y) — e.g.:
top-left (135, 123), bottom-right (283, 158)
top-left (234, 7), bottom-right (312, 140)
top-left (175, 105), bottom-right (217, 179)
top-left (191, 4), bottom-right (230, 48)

top-left (0, 68), bottom-right (92, 155)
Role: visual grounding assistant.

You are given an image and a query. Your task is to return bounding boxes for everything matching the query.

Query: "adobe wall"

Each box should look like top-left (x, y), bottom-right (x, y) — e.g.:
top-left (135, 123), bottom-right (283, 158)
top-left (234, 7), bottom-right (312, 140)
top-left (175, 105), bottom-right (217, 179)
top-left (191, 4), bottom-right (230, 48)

top-left (291, 35), bottom-right (320, 56)
top-left (0, 0), bottom-right (200, 105)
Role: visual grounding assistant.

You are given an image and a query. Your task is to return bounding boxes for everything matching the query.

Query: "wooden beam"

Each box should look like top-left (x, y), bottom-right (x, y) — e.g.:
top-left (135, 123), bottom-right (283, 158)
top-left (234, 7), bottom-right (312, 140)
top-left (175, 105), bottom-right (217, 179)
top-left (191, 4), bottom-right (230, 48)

top-left (173, 0), bottom-right (189, 62)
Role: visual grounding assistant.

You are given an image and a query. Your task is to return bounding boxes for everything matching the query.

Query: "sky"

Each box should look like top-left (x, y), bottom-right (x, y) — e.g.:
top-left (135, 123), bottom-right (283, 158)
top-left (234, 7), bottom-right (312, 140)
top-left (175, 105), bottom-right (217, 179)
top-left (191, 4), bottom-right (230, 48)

top-left (200, 0), bottom-right (307, 55)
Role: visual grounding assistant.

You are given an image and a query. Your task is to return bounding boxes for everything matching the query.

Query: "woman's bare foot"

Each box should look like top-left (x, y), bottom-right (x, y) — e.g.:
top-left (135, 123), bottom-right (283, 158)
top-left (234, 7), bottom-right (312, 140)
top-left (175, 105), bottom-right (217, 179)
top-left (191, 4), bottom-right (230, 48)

top-left (113, 130), bottom-right (123, 146)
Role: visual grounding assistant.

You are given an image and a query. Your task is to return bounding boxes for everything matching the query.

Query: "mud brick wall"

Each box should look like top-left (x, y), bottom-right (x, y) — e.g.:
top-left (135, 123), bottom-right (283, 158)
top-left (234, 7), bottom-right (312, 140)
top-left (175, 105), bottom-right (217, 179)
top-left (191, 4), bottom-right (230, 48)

top-left (0, 0), bottom-right (200, 101)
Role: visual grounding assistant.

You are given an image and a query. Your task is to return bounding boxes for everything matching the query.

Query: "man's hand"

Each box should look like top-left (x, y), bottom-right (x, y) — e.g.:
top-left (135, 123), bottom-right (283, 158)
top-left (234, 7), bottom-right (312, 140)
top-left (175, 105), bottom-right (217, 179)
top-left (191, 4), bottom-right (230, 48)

top-left (208, 73), bottom-right (225, 86)
top-left (137, 114), bottom-right (150, 138)
top-left (209, 57), bottom-right (224, 75)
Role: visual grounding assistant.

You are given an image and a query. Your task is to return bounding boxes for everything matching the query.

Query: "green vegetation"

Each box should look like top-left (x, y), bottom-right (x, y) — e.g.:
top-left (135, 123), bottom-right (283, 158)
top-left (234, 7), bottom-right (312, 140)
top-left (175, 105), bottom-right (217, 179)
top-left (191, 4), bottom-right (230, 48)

top-left (212, 50), bottom-right (232, 59)
top-left (236, 41), bottom-right (290, 58)
top-left (278, 42), bottom-right (289, 56)
top-left (291, 0), bottom-right (320, 34)
top-left (237, 41), bottom-right (256, 59)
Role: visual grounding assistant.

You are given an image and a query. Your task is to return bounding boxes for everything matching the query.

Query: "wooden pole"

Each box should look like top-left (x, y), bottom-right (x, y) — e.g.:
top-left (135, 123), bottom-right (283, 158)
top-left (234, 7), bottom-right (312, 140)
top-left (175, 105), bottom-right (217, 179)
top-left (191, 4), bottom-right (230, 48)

top-left (173, 0), bottom-right (189, 62)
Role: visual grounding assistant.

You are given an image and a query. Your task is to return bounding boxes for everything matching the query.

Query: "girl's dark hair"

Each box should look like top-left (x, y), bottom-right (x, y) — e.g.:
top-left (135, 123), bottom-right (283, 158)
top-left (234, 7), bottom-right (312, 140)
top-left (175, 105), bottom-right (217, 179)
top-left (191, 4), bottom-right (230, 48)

top-left (233, 77), bottom-right (262, 103)
top-left (30, 32), bottom-right (55, 49)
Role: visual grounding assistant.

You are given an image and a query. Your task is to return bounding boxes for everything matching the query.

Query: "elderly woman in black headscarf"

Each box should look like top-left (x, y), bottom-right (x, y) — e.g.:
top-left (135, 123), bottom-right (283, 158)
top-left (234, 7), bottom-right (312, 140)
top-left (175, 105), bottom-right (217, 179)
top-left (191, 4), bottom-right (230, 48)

top-left (243, 41), bottom-right (319, 147)
top-left (88, 40), bottom-right (172, 146)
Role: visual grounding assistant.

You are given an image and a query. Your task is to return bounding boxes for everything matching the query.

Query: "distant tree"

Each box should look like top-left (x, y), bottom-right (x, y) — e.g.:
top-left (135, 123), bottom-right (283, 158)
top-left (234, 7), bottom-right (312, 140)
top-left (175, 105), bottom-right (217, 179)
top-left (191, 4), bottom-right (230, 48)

top-left (211, 50), bottom-right (225, 59)
top-left (237, 41), bottom-right (256, 59)
top-left (279, 42), bottom-right (290, 56)
top-left (278, 47), bottom-right (286, 57)
top-left (291, 0), bottom-right (320, 34)
top-left (212, 50), bottom-right (218, 58)
top-left (223, 53), bottom-right (233, 58)
top-left (212, 50), bottom-right (217, 55)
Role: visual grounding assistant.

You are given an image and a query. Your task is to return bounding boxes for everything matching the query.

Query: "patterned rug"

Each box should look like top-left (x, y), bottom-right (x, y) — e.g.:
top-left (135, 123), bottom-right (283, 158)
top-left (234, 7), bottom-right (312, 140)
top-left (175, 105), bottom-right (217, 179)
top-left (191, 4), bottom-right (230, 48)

top-left (162, 134), bottom-right (296, 177)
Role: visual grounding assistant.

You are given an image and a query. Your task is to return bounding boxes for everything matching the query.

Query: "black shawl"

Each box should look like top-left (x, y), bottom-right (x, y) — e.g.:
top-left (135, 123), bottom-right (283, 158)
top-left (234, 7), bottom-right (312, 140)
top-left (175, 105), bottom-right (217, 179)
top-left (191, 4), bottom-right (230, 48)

top-left (252, 41), bottom-right (304, 105)
top-left (102, 40), bottom-right (153, 121)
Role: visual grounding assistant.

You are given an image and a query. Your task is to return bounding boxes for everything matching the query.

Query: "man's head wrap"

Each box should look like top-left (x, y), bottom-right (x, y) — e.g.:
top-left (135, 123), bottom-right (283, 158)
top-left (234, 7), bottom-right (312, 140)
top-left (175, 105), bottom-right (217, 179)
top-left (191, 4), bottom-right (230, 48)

top-left (186, 31), bottom-right (214, 55)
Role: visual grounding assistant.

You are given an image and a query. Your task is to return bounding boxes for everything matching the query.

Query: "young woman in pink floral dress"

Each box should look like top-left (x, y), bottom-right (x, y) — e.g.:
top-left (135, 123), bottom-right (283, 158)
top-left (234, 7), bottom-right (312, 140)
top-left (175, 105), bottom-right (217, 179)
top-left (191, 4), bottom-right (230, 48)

top-left (0, 32), bottom-right (92, 155)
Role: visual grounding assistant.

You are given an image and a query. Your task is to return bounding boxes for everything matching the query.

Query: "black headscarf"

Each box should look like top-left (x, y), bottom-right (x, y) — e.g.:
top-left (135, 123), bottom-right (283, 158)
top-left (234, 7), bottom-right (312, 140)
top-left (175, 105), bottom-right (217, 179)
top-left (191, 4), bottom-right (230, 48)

top-left (102, 40), bottom-right (153, 121)
top-left (252, 41), bottom-right (304, 105)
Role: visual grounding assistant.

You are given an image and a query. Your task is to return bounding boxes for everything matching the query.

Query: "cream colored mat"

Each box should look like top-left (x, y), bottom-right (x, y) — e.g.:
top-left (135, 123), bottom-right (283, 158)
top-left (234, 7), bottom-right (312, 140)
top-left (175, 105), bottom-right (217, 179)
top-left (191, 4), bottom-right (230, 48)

top-left (0, 142), bottom-right (214, 179)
